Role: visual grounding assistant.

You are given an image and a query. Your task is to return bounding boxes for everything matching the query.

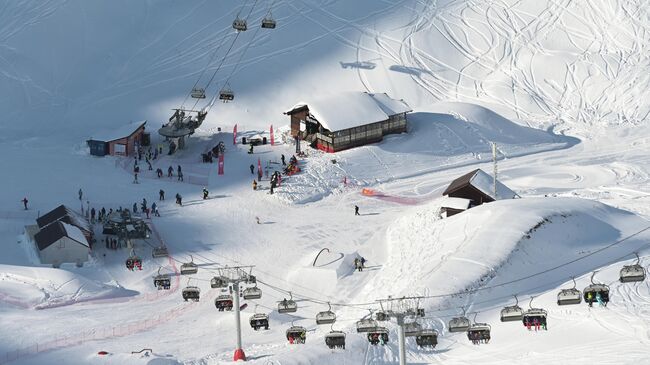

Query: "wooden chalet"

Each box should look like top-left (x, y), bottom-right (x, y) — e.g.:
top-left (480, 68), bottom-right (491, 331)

top-left (441, 169), bottom-right (518, 217)
top-left (36, 205), bottom-right (93, 246)
top-left (284, 92), bottom-right (411, 152)
top-left (87, 120), bottom-right (147, 157)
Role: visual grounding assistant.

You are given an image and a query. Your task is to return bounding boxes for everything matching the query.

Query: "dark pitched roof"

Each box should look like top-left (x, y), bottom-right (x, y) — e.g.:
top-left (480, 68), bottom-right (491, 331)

top-left (36, 205), bottom-right (91, 233)
top-left (442, 169), bottom-right (480, 196)
top-left (33, 222), bottom-right (89, 251)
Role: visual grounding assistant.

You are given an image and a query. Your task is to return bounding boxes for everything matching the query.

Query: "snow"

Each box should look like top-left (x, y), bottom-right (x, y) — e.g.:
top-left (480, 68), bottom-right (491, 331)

top-left (293, 92), bottom-right (409, 132)
top-left (90, 121), bottom-right (146, 143)
top-left (469, 169), bottom-right (518, 200)
top-left (2, 0), bottom-right (650, 364)
top-left (60, 222), bottom-right (88, 247)
top-left (439, 196), bottom-right (471, 210)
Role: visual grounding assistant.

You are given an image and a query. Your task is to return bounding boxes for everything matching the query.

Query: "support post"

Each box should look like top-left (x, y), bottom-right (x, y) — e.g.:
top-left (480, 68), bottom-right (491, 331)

top-left (396, 314), bottom-right (406, 365)
top-left (232, 281), bottom-right (246, 361)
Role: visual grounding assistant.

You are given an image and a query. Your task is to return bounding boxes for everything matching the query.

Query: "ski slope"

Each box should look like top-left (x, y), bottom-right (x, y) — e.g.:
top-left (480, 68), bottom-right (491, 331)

top-left (2, 0), bottom-right (650, 364)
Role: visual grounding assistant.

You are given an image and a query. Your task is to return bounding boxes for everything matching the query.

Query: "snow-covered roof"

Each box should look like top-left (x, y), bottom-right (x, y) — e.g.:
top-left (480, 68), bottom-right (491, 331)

top-left (92, 120), bottom-right (146, 142)
top-left (36, 205), bottom-right (91, 233)
top-left (60, 222), bottom-right (89, 247)
top-left (470, 169), bottom-right (517, 200)
top-left (286, 92), bottom-right (411, 132)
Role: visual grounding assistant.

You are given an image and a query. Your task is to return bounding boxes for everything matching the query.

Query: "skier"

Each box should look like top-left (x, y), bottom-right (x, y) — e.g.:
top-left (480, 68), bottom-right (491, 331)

top-left (256, 216), bottom-right (261, 224)
top-left (202, 187), bottom-right (209, 200)
top-left (360, 257), bottom-right (366, 268)
top-left (151, 202), bottom-right (158, 217)
top-left (248, 144), bottom-right (254, 154)
top-left (177, 165), bottom-right (182, 175)
top-left (175, 193), bottom-right (182, 206)
top-left (133, 172), bottom-right (139, 184)
top-left (353, 258), bottom-right (359, 271)
top-left (270, 181), bottom-right (275, 195)
top-left (252, 180), bottom-right (258, 190)
top-left (133, 203), bottom-right (138, 213)
top-left (249, 164), bottom-right (255, 174)
top-left (145, 207), bottom-right (150, 219)
top-left (281, 154), bottom-right (286, 166)
top-left (21, 197), bottom-right (28, 210)
top-left (159, 189), bottom-right (165, 201)
top-left (90, 208), bottom-right (96, 223)
top-left (178, 170), bottom-right (184, 182)
top-left (355, 205), bottom-right (360, 216)
top-left (167, 166), bottom-right (174, 177)
top-left (141, 198), bottom-right (147, 212)
top-left (156, 168), bottom-right (163, 178)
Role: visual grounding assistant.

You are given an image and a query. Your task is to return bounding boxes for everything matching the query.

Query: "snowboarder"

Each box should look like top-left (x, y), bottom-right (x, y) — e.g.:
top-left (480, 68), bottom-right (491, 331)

top-left (248, 144), bottom-right (254, 154)
top-left (175, 193), bottom-right (182, 206)
top-left (156, 168), bottom-right (163, 178)
top-left (355, 205), bottom-right (360, 216)
top-left (168, 166), bottom-right (174, 177)
top-left (159, 189), bottom-right (165, 201)
top-left (249, 164), bottom-right (255, 174)
top-left (78, 188), bottom-right (83, 201)
top-left (202, 187), bottom-right (209, 200)
top-left (252, 180), bottom-right (258, 190)
top-left (21, 197), bottom-right (28, 210)
top-left (281, 154), bottom-right (286, 166)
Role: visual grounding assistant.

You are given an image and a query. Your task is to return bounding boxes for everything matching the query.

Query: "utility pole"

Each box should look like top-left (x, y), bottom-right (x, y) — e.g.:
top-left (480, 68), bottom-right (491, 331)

top-left (491, 141), bottom-right (498, 199)
top-left (376, 296), bottom-right (426, 365)
top-left (217, 265), bottom-right (256, 362)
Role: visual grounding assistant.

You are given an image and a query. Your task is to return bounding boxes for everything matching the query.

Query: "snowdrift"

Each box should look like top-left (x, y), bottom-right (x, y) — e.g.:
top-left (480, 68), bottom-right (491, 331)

top-left (0, 264), bottom-right (133, 309)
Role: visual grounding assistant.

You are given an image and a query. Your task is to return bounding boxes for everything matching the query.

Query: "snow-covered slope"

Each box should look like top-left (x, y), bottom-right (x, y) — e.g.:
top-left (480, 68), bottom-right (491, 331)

top-left (2, 0), bottom-right (650, 364)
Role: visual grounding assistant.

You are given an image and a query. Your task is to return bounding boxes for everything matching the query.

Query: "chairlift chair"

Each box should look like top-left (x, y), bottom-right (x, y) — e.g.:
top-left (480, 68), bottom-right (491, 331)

top-left (356, 318), bottom-right (378, 333)
top-left (153, 267), bottom-right (171, 290)
top-left (210, 275), bottom-right (229, 289)
top-left (286, 326), bottom-right (307, 344)
top-left (180, 255), bottom-right (198, 275)
top-left (261, 16), bottom-right (276, 29)
top-left (277, 293), bottom-right (298, 313)
top-left (448, 316), bottom-right (471, 333)
top-left (500, 295), bottom-right (524, 322)
top-left (232, 17), bottom-right (247, 31)
top-left (467, 323), bottom-right (491, 344)
top-left (620, 254), bottom-right (646, 283)
top-left (584, 272), bottom-right (610, 305)
top-left (215, 294), bottom-right (234, 311)
top-left (416, 330), bottom-right (438, 348)
top-left (182, 286), bottom-right (200, 301)
top-left (557, 277), bottom-right (582, 305)
top-left (367, 327), bottom-right (389, 345)
top-left (126, 254), bottom-right (142, 271)
top-left (404, 322), bottom-right (423, 337)
top-left (243, 286), bottom-right (262, 300)
top-left (219, 87), bottom-right (234, 101)
top-left (249, 313), bottom-right (270, 330)
top-left (152, 246), bottom-right (168, 258)
top-left (190, 87), bottom-right (206, 99)
top-left (325, 331), bottom-right (346, 349)
top-left (316, 303), bottom-right (336, 325)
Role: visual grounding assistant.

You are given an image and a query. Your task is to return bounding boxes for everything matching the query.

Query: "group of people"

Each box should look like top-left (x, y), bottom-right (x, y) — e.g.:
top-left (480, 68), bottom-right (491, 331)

top-left (524, 317), bottom-right (547, 331)
top-left (367, 332), bottom-right (386, 346)
top-left (131, 198), bottom-right (160, 218)
top-left (287, 332), bottom-right (306, 344)
top-left (353, 257), bottom-right (367, 272)
top-left (468, 330), bottom-right (490, 345)
top-left (104, 237), bottom-right (123, 250)
top-left (585, 291), bottom-right (606, 307)
top-left (284, 155), bottom-right (300, 175)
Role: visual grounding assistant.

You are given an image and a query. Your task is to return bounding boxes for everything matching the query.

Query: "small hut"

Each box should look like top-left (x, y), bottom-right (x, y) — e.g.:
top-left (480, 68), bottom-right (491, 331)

top-left (87, 121), bottom-right (147, 156)
top-left (441, 169), bottom-right (518, 216)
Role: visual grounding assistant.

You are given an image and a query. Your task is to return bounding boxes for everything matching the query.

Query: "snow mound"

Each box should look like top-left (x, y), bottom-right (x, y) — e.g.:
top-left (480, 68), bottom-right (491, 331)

top-left (0, 264), bottom-right (134, 309)
top-left (357, 197), bottom-right (648, 309)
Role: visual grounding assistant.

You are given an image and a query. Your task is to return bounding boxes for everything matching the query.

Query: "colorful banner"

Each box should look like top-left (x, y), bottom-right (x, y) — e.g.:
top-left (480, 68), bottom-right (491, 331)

top-left (257, 157), bottom-right (262, 179)
top-left (233, 124), bottom-right (238, 145)
top-left (270, 124), bottom-right (274, 146)
top-left (218, 154), bottom-right (224, 175)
